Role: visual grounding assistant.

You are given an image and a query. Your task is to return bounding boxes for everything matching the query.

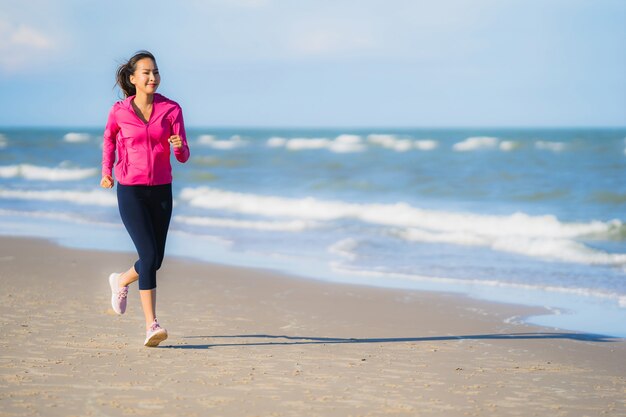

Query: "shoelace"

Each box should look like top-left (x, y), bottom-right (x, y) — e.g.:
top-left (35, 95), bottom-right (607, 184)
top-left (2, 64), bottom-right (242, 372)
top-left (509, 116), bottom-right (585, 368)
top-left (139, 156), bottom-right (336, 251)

top-left (149, 322), bottom-right (161, 333)
top-left (117, 287), bottom-right (128, 299)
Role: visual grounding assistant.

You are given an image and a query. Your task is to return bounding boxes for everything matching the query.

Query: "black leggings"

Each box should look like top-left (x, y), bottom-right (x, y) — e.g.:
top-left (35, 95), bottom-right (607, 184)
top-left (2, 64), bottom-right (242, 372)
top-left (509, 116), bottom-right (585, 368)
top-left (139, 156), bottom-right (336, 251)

top-left (117, 183), bottom-right (172, 290)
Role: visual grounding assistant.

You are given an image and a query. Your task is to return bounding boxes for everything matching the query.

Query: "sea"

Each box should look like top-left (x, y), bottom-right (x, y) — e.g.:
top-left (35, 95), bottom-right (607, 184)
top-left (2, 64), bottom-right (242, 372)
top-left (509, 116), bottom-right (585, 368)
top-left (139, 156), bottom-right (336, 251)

top-left (1, 127), bottom-right (625, 337)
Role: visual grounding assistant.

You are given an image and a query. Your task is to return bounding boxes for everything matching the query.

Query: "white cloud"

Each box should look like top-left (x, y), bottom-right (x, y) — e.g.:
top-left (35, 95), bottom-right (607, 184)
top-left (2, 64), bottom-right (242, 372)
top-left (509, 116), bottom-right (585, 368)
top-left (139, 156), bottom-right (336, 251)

top-left (10, 24), bottom-right (53, 48)
top-left (287, 22), bottom-right (377, 56)
top-left (0, 18), bottom-right (56, 72)
top-left (222, 0), bottom-right (269, 7)
top-left (191, 0), bottom-right (269, 7)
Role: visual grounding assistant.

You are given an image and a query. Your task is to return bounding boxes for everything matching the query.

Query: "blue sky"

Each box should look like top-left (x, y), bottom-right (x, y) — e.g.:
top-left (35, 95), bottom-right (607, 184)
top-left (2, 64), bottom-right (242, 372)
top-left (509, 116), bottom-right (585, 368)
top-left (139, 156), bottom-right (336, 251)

top-left (0, 0), bottom-right (624, 128)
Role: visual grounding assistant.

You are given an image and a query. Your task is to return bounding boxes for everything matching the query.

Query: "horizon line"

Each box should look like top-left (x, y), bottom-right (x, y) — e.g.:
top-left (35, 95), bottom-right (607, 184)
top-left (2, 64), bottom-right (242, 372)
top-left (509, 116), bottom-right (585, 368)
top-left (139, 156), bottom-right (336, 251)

top-left (1, 125), bottom-right (626, 130)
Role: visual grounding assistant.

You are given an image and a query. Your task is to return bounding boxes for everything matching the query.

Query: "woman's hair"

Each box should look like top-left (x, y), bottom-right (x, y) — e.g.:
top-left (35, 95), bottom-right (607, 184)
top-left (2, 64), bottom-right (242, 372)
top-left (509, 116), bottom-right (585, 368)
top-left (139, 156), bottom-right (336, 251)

top-left (115, 50), bottom-right (157, 98)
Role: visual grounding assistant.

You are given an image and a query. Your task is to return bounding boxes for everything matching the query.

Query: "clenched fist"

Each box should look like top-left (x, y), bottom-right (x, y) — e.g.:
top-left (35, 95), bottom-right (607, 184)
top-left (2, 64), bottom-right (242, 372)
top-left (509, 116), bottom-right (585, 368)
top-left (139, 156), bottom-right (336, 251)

top-left (100, 175), bottom-right (114, 188)
top-left (168, 135), bottom-right (183, 148)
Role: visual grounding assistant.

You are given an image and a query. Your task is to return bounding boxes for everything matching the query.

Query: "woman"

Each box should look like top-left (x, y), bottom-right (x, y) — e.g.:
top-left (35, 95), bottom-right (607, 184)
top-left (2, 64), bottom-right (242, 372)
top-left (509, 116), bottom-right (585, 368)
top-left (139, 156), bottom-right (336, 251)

top-left (101, 50), bottom-right (190, 347)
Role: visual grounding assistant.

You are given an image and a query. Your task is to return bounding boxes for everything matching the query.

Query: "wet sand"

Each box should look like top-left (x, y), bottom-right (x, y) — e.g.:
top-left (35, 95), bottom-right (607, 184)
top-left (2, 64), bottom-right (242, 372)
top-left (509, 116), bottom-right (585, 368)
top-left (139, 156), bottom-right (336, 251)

top-left (0, 236), bottom-right (624, 416)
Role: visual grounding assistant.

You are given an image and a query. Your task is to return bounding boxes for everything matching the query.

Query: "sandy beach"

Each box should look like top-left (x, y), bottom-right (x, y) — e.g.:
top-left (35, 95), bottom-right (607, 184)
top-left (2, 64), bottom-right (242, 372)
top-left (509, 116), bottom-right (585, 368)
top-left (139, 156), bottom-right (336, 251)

top-left (0, 236), bottom-right (624, 416)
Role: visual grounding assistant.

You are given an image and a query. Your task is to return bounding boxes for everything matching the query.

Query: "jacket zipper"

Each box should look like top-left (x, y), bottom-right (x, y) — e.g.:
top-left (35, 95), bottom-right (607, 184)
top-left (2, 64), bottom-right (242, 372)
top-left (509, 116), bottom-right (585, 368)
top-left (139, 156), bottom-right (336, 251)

top-left (130, 98), bottom-right (155, 186)
top-left (147, 124), bottom-right (153, 185)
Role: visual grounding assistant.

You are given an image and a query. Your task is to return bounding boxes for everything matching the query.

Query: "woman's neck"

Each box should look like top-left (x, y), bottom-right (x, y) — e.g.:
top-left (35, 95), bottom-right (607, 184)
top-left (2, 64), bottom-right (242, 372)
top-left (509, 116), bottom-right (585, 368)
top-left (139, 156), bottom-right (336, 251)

top-left (133, 91), bottom-right (154, 107)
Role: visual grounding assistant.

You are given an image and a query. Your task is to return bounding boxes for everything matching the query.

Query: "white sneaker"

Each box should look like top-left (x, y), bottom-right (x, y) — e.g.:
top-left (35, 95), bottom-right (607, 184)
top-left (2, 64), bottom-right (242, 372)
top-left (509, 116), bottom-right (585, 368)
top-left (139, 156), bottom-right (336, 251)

top-left (144, 318), bottom-right (168, 347)
top-left (109, 273), bottom-right (128, 314)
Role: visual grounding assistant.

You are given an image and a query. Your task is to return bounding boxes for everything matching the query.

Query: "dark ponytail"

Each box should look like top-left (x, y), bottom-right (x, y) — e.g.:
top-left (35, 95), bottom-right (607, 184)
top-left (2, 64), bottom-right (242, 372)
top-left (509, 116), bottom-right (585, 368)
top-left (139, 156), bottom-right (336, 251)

top-left (115, 50), bottom-right (157, 98)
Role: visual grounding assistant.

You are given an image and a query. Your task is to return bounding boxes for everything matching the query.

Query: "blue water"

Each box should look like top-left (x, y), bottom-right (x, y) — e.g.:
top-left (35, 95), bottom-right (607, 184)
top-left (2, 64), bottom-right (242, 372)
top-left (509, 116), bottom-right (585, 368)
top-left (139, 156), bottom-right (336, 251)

top-left (1, 127), bottom-right (625, 337)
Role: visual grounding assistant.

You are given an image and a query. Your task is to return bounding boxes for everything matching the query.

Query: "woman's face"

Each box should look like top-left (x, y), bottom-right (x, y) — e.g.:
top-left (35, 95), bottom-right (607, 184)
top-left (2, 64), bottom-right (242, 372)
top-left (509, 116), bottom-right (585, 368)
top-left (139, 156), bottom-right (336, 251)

top-left (130, 58), bottom-right (160, 96)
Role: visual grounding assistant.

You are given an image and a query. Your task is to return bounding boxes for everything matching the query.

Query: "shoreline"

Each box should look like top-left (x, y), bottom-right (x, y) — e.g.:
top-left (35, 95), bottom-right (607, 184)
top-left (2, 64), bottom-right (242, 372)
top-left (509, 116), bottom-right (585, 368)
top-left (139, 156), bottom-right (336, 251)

top-left (2, 212), bottom-right (625, 338)
top-left (1, 235), bottom-right (624, 416)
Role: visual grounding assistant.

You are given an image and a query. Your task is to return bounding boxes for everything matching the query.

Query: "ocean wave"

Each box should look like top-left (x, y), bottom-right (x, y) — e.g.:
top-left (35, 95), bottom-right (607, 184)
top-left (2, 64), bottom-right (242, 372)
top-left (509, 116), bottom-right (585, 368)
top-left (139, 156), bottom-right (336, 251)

top-left (0, 208), bottom-right (119, 227)
top-left (0, 134), bottom-right (7, 149)
top-left (453, 136), bottom-right (499, 151)
top-left (328, 238), bottom-right (359, 261)
top-left (414, 139), bottom-right (438, 151)
top-left (63, 132), bottom-right (90, 143)
top-left (367, 134), bottom-right (413, 152)
top-left (332, 135), bottom-right (367, 153)
top-left (499, 140), bottom-right (520, 151)
top-left (267, 137), bottom-right (287, 147)
top-left (179, 186), bottom-right (625, 265)
top-left (197, 134), bottom-right (247, 150)
top-left (180, 187), bottom-right (622, 238)
top-left (286, 138), bottom-right (330, 150)
top-left (0, 164), bottom-right (98, 181)
top-left (174, 215), bottom-right (318, 232)
top-left (396, 228), bottom-right (626, 266)
top-left (268, 135), bottom-right (366, 153)
top-left (535, 141), bottom-right (566, 152)
top-left (330, 264), bottom-right (626, 308)
top-left (0, 188), bottom-right (117, 206)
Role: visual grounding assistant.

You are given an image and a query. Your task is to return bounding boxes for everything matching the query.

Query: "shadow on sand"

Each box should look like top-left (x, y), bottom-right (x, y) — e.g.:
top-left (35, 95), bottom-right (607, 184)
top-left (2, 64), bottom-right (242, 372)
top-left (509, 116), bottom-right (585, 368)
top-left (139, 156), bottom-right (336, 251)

top-left (162, 332), bottom-right (620, 349)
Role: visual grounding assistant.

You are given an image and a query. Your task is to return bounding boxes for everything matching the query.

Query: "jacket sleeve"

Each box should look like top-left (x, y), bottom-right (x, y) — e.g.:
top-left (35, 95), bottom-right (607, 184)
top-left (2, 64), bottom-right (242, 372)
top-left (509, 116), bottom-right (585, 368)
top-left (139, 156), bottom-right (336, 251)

top-left (101, 105), bottom-right (120, 177)
top-left (171, 105), bottom-right (190, 163)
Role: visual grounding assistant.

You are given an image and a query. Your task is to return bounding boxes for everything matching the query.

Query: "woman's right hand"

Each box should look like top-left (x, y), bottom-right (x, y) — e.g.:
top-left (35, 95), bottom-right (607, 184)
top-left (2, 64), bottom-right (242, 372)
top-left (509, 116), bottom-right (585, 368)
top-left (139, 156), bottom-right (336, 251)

top-left (100, 175), bottom-right (114, 188)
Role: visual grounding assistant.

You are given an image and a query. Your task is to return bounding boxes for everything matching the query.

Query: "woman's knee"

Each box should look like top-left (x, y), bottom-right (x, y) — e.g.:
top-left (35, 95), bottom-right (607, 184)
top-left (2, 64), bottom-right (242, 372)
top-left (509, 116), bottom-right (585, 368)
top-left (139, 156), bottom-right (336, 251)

top-left (155, 256), bottom-right (165, 271)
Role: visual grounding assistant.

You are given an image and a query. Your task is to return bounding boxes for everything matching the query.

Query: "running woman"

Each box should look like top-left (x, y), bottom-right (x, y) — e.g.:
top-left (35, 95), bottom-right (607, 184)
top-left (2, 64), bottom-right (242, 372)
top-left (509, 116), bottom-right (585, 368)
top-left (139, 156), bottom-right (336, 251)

top-left (100, 50), bottom-right (190, 347)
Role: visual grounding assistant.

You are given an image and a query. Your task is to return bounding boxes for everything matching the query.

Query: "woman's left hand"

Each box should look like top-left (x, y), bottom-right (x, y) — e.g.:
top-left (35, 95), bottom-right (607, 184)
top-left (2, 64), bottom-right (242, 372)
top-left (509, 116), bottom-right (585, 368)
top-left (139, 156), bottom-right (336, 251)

top-left (168, 135), bottom-right (183, 148)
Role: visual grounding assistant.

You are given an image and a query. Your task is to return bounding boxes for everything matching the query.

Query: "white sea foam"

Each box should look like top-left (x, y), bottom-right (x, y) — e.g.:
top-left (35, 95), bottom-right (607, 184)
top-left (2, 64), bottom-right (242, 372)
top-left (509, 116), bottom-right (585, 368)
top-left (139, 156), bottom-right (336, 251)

top-left (0, 164), bottom-right (98, 181)
top-left (328, 238), bottom-right (359, 261)
top-left (0, 188), bottom-right (117, 206)
top-left (197, 134), bottom-right (217, 144)
top-left (0, 208), bottom-right (118, 227)
top-left (179, 187), bottom-right (622, 238)
top-left (267, 137), bottom-right (288, 147)
top-left (0, 166), bottom-right (19, 178)
top-left (63, 132), bottom-right (90, 143)
top-left (331, 135), bottom-right (366, 153)
top-left (174, 215), bottom-right (318, 232)
top-left (453, 136), bottom-right (499, 151)
top-left (535, 141), bottom-right (566, 152)
top-left (285, 138), bottom-right (330, 150)
top-left (492, 236), bottom-right (626, 265)
top-left (395, 228), bottom-right (487, 246)
top-left (197, 134), bottom-right (247, 150)
top-left (179, 187), bottom-right (625, 266)
top-left (499, 141), bottom-right (519, 151)
top-left (367, 134), bottom-right (414, 152)
top-left (397, 228), bottom-right (626, 266)
top-left (331, 265), bottom-right (626, 308)
top-left (391, 139), bottom-right (413, 152)
top-left (367, 134), bottom-right (396, 146)
top-left (335, 134), bottom-right (362, 144)
top-left (414, 140), bottom-right (438, 151)
top-left (271, 135), bottom-right (365, 153)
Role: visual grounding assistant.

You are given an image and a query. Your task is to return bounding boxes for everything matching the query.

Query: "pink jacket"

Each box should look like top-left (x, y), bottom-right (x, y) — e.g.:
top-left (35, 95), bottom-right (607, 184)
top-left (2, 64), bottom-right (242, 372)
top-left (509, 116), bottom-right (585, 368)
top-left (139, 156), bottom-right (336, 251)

top-left (102, 93), bottom-right (190, 186)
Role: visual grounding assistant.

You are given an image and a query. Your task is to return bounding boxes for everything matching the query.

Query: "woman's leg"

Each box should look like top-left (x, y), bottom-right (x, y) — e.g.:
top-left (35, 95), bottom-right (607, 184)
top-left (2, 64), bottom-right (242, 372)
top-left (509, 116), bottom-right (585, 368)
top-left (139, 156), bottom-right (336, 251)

top-left (148, 184), bottom-right (173, 273)
top-left (141, 184), bottom-right (172, 329)
top-left (140, 289), bottom-right (157, 330)
top-left (118, 266), bottom-right (138, 287)
top-left (117, 184), bottom-right (161, 329)
top-left (116, 267), bottom-right (157, 330)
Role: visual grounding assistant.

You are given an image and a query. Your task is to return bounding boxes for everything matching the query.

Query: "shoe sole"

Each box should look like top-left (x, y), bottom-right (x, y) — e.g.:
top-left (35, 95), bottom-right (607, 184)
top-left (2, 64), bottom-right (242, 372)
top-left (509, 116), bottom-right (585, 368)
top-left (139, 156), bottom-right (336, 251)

top-left (144, 329), bottom-right (168, 347)
top-left (109, 273), bottom-right (123, 315)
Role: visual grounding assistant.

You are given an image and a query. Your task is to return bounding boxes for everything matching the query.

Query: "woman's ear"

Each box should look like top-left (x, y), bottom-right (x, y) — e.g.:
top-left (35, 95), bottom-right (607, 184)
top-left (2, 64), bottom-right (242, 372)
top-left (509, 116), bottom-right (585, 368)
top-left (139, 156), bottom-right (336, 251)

top-left (129, 72), bottom-right (136, 86)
